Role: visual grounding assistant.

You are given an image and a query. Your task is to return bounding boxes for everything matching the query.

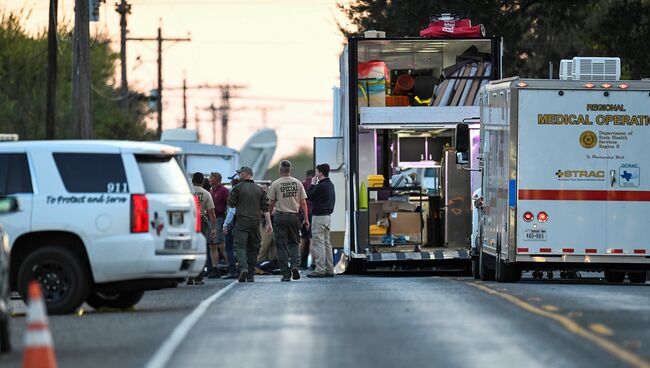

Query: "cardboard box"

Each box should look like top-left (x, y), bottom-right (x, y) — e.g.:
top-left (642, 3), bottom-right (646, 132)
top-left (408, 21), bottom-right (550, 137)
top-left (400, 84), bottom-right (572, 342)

top-left (389, 212), bottom-right (421, 234)
top-left (382, 200), bottom-right (417, 213)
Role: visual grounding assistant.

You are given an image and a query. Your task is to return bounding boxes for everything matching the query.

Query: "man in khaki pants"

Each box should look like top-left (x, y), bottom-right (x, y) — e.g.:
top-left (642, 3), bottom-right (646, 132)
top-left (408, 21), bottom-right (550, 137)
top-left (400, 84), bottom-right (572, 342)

top-left (306, 163), bottom-right (335, 278)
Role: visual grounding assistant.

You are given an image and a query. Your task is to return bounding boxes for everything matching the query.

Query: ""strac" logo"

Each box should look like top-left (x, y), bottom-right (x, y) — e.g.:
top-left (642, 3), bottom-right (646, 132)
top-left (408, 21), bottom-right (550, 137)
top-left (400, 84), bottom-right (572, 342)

top-left (556, 170), bottom-right (605, 179)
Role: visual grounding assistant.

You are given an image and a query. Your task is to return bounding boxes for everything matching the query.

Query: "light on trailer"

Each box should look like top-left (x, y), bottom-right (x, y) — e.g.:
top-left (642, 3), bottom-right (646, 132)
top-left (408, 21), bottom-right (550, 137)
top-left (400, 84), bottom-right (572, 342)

top-left (516, 82), bottom-right (528, 88)
top-left (601, 83), bottom-right (612, 89)
top-left (523, 211), bottom-right (534, 222)
top-left (617, 83), bottom-right (629, 89)
top-left (584, 83), bottom-right (596, 89)
top-left (537, 211), bottom-right (548, 222)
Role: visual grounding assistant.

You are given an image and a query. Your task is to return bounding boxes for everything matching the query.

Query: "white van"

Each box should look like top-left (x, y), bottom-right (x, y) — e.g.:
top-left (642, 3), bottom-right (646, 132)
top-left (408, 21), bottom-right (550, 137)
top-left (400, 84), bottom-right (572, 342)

top-left (0, 141), bottom-right (206, 314)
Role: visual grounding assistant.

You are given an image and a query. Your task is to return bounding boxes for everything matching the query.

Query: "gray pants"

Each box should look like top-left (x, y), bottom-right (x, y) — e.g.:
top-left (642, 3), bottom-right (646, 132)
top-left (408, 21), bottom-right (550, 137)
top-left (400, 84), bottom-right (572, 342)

top-left (233, 218), bottom-right (261, 273)
top-left (311, 215), bottom-right (333, 275)
top-left (274, 212), bottom-right (301, 277)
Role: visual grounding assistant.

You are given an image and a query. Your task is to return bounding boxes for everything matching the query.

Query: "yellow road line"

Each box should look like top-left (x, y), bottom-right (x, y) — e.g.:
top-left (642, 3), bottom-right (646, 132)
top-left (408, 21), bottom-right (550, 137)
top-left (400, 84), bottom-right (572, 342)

top-left (543, 305), bottom-right (560, 312)
top-left (591, 323), bottom-right (615, 336)
top-left (468, 282), bottom-right (650, 368)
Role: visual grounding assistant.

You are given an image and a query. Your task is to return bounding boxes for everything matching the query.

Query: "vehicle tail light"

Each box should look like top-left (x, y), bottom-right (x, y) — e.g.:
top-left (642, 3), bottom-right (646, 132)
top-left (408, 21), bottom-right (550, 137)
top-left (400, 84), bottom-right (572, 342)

top-left (131, 194), bottom-right (149, 233)
top-left (617, 83), bottom-right (629, 89)
top-left (516, 82), bottom-right (528, 88)
top-left (194, 196), bottom-right (201, 233)
top-left (584, 83), bottom-right (595, 89)
top-left (523, 211), bottom-right (534, 222)
top-left (537, 211), bottom-right (548, 222)
top-left (601, 83), bottom-right (612, 89)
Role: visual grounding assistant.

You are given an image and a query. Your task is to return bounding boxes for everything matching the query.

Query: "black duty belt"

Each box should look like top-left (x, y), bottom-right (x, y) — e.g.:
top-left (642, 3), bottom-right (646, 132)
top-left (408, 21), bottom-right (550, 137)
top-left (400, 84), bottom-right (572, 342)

top-left (276, 211), bottom-right (299, 216)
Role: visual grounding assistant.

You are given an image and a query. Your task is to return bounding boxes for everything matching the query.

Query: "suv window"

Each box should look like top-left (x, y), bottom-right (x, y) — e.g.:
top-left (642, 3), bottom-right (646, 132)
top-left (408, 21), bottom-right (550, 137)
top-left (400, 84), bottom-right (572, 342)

top-left (0, 153), bottom-right (33, 194)
top-left (54, 153), bottom-right (128, 193)
top-left (136, 155), bottom-right (190, 194)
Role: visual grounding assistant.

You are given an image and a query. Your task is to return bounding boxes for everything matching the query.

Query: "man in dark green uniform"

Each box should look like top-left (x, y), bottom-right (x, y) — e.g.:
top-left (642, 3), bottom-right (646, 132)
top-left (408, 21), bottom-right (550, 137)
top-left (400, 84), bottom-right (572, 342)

top-left (227, 166), bottom-right (272, 282)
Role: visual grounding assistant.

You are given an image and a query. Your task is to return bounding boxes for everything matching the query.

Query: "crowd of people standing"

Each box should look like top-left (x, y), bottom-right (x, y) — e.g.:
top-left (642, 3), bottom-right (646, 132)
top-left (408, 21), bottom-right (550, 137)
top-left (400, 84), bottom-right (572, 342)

top-left (190, 159), bottom-right (335, 283)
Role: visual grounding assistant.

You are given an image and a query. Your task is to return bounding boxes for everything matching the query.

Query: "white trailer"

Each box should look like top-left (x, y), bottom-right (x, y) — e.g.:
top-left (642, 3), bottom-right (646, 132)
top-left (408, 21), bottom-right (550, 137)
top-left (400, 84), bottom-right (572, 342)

top-left (457, 77), bottom-right (650, 282)
top-left (316, 35), bottom-right (503, 273)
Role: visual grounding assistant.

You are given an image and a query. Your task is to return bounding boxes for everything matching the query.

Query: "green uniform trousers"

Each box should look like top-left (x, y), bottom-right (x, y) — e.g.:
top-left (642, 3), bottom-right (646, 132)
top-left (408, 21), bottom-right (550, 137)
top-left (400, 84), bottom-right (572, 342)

top-left (233, 218), bottom-right (261, 273)
top-left (273, 212), bottom-right (301, 277)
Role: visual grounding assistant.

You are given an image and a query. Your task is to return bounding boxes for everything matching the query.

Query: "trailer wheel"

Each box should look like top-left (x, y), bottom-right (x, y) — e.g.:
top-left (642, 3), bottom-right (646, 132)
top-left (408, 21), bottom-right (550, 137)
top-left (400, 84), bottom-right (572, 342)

top-left (479, 248), bottom-right (495, 281)
top-left (604, 271), bottom-right (625, 283)
top-left (627, 271), bottom-right (647, 284)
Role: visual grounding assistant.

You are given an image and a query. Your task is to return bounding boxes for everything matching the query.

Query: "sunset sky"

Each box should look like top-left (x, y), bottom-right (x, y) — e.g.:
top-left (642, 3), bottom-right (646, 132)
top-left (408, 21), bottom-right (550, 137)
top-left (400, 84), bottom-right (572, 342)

top-left (3, 0), bottom-right (351, 160)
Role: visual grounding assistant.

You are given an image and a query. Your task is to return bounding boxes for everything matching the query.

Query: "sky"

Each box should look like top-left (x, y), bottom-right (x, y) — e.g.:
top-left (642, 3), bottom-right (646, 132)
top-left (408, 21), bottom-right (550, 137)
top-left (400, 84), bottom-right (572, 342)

top-left (2, 0), bottom-right (351, 161)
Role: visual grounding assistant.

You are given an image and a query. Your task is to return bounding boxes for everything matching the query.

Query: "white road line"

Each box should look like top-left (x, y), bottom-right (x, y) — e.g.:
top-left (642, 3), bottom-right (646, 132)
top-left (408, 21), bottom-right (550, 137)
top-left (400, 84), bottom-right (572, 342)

top-left (144, 281), bottom-right (238, 368)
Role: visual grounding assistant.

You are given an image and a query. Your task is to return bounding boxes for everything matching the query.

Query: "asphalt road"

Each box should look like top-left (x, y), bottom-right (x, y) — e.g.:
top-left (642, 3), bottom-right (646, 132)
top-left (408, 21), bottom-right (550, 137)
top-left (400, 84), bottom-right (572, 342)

top-left (1, 274), bottom-right (648, 368)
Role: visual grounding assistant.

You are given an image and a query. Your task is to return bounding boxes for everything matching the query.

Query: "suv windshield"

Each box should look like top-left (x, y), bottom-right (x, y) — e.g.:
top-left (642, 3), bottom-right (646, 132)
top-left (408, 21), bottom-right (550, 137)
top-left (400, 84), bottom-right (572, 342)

top-left (136, 155), bottom-right (191, 194)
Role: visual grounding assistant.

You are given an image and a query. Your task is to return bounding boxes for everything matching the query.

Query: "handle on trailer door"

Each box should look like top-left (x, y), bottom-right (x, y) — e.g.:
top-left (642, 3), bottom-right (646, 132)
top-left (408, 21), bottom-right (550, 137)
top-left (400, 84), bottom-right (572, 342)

top-left (610, 170), bottom-right (616, 187)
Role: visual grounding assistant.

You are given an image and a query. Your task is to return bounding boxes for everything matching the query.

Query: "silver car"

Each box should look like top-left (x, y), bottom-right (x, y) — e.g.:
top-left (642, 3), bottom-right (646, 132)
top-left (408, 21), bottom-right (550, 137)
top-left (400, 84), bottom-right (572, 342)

top-left (0, 196), bottom-right (18, 353)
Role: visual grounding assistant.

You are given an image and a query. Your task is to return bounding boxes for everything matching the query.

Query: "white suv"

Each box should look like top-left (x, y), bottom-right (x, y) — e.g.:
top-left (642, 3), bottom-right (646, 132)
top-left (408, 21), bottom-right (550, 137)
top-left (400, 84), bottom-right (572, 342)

top-left (0, 141), bottom-right (206, 314)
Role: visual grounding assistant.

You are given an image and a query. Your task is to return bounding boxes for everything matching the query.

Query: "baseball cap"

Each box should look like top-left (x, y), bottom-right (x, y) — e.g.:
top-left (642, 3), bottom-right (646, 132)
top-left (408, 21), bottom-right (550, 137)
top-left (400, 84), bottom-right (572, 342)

top-left (236, 166), bottom-right (254, 176)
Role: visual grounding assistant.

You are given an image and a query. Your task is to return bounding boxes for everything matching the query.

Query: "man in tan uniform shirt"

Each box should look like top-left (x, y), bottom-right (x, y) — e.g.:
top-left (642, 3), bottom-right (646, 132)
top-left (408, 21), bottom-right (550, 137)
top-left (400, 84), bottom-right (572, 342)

top-left (268, 160), bottom-right (309, 282)
top-left (190, 172), bottom-right (217, 285)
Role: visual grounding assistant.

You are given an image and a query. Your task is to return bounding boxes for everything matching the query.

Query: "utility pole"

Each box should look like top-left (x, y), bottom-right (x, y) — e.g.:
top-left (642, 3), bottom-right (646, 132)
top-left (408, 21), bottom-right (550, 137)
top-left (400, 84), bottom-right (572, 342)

top-left (194, 109), bottom-right (201, 141)
top-left (206, 103), bottom-right (218, 145)
top-left (217, 85), bottom-right (246, 146)
top-left (46, 0), bottom-right (57, 139)
top-left (115, 0), bottom-right (131, 110)
top-left (128, 21), bottom-right (190, 138)
top-left (199, 85), bottom-right (244, 146)
top-left (219, 87), bottom-right (230, 146)
top-left (250, 105), bottom-right (283, 128)
top-left (182, 77), bottom-right (187, 128)
top-left (72, 0), bottom-right (93, 138)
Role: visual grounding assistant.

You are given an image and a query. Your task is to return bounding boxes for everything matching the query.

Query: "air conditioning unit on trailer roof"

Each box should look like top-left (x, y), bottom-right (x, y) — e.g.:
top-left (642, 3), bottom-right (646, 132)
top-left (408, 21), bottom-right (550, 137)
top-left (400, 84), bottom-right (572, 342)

top-left (559, 59), bottom-right (573, 80)
top-left (572, 57), bottom-right (620, 81)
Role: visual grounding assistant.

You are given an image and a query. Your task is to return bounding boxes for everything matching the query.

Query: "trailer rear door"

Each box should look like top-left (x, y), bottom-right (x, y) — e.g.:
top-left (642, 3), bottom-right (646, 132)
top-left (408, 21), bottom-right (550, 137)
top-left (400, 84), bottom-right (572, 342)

top-left (516, 88), bottom-right (609, 255)
top-left (314, 137), bottom-right (347, 247)
top-left (604, 91), bottom-right (650, 255)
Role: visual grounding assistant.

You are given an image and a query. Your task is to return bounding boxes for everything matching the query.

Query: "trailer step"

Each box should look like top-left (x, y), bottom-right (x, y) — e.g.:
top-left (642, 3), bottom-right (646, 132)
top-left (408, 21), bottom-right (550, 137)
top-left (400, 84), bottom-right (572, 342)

top-left (367, 249), bottom-right (470, 262)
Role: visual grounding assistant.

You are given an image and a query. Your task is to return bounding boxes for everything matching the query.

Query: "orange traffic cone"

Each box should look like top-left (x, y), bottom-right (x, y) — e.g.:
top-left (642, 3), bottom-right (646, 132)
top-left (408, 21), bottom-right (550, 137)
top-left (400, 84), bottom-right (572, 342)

top-left (23, 281), bottom-right (57, 368)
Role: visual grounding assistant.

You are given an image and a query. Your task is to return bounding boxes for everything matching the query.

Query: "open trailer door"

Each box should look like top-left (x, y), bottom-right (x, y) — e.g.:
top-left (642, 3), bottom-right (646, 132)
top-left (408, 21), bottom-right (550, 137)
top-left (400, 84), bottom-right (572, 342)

top-left (313, 137), bottom-right (348, 271)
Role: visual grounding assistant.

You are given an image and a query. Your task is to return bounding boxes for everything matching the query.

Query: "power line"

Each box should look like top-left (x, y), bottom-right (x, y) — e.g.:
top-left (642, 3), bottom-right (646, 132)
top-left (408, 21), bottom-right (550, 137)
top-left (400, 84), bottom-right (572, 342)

top-left (128, 20), bottom-right (191, 138)
top-left (165, 81), bottom-right (246, 131)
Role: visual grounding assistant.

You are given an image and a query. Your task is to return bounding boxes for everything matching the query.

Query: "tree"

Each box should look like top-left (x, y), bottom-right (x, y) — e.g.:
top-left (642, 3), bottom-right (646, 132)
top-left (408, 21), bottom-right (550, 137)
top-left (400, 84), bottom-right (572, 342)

top-left (588, 0), bottom-right (650, 79)
top-left (264, 148), bottom-right (313, 182)
top-left (337, 0), bottom-right (650, 79)
top-left (0, 10), bottom-right (154, 140)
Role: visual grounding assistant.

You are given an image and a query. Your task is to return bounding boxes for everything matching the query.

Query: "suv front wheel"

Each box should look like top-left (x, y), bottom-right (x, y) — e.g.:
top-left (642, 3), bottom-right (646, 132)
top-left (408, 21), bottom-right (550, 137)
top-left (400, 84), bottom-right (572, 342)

top-left (86, 290), bottom-right (145, 310)
top-left (17, 246), bottom-right (90, 315)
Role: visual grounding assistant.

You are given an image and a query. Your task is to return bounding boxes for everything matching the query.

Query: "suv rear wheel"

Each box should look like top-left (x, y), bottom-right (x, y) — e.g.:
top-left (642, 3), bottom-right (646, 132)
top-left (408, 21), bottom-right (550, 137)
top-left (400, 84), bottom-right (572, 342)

top-left (86, 290), bottom-right (145, 310)
top-left (17, 246), bottom-right (90, 315)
